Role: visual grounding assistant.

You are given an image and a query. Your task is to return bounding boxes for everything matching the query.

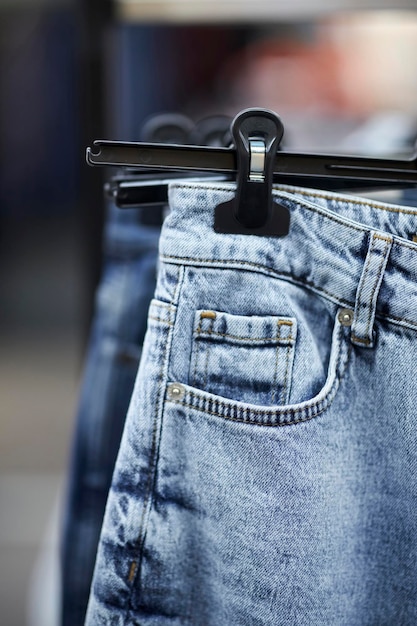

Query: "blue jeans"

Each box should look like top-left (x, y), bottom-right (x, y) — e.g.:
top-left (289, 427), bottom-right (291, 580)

top-left (86, 182), bottom-right (417, 625)
top-left (61, 203), bottom-right (159, 626)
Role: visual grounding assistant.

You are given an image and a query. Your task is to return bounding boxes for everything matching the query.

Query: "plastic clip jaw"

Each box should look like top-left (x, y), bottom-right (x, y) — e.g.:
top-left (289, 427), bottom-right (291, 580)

top-left (214, 108), bottom-right (290, 236)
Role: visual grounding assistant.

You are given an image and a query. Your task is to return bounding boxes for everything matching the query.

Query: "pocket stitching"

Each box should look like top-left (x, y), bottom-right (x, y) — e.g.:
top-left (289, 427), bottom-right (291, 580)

top-left (281, 341), bottom-right (293, 405)
top-left (196, 322), bottom-right (295, 344)
top-left (271, 321), bottom-right (292, 405)
top-left (190, 311), bottom-right (297, 404)
top-left (169, 319), bottom-right (351, 427)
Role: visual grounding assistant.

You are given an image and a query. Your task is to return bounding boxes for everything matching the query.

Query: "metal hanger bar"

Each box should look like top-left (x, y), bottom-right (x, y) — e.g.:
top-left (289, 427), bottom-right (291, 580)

top-left (87, 141), bottom-right (234, 172)
top-left (87, 140), bottom-right (417, 184)
top-left (279, 153), bottom-right (417, 181)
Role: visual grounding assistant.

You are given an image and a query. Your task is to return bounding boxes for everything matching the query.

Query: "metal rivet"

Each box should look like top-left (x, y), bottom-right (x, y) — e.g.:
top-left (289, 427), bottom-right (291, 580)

top-left (167, 383), bottom-right (185, 401)
top-left (338, 308), bottom-right (354, 327)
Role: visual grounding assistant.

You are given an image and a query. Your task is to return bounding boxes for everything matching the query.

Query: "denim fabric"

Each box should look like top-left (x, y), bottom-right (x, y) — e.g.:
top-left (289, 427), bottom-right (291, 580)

top-left (86, 182), bottom-right (417, 625)
top-left (61, 203), bottom-right (159, 626)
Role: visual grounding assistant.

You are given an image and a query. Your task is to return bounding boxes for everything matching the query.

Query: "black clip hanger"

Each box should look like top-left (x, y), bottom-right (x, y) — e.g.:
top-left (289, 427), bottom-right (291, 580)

top-left (214, 108), bottom-right (290, 236)
top-left (87, 107), bottom-right (417, 236)
top-left (87, 109), bottom-right (417, 187)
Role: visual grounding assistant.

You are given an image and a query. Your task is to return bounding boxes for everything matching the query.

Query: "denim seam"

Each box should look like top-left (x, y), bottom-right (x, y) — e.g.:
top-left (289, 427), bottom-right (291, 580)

top-left (172, 182), bottom-right (417, 216)
top-left (281, 342), bottom-right (292, 405)
top-left (202, 318), bottom-right (212, 391)
top-left (148, 316), bottom-right (174, 326)
top-left (191, 319), bottom-right (202, 389)
top-left (148, 300), bottom-right (178, 321)
top-left (172, 265), bottom-right (187, 306)
top-left (153, 301), bottom-right (176, 310)
top-left (169, 363), bottom-right (344, 426)
top-left (276, 193), bottom-right (417, 240)
top-left (161, 255), bottom-right (417, 332)
top-left (167, 326), bottom-right (351, 426)
top-left (380, 312), bottom-right (417, 329)
top-left (161, 254), bottom-right (346, 303)
top-left (271, 323), bottom-right (280, 405)
top-left (196, 329), bottom-right (294, 343)
top-left (284, 189), bottom-right (417, 216)
top-left (126, 266), bottom-right (184, 613)
top-left (194, 319), bottom-right (295, 404)
top-left (172, 184), bottom-right (417, 252)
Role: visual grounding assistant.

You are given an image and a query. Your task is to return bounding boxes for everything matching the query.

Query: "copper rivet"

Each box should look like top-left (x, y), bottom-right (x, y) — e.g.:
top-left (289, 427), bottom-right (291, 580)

top-left (200, 311), bottom-right (217, 320)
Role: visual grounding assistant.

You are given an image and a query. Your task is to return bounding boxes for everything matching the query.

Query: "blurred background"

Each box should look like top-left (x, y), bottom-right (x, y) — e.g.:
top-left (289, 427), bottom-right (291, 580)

top-left (1, 1), bottom-right (417, 624)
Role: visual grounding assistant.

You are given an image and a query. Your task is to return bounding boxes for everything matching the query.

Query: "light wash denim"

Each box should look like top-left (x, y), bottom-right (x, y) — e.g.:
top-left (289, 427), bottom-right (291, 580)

top-left (86, 181), bottom-right (417, 625)
top-left (61, 202), bottom-right (159, 626)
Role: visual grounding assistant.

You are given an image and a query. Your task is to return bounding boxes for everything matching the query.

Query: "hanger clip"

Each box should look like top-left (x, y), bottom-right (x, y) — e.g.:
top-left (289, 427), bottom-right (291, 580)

top-left (214, 108), bottom-right (290, 236)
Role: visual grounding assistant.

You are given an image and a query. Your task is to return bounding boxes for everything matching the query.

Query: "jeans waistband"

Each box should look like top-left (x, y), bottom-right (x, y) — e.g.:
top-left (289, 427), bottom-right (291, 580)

top-left (159, 182), bottom-right (417, 332)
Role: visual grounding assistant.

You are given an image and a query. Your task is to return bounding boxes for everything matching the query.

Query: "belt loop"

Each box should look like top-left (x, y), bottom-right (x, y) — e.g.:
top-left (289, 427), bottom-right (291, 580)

top-left (351, 231), bottom-right (393, 348)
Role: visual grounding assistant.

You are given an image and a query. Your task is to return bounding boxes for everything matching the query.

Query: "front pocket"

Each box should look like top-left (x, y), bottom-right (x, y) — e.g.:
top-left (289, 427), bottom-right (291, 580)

top-left (189, 309), bottom-right (297, 406)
